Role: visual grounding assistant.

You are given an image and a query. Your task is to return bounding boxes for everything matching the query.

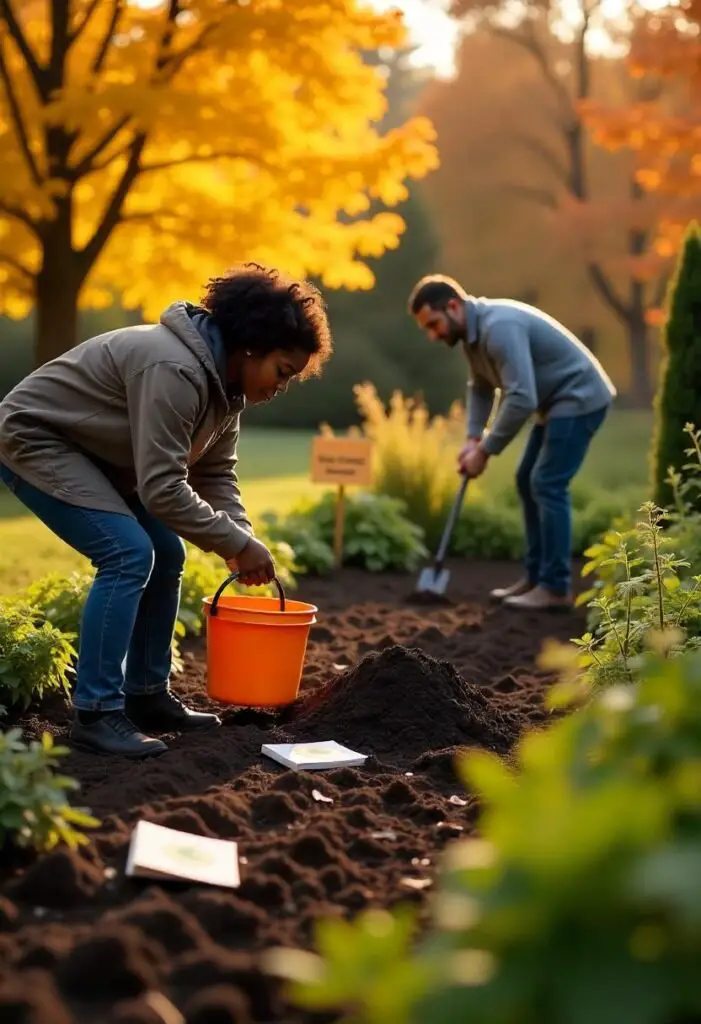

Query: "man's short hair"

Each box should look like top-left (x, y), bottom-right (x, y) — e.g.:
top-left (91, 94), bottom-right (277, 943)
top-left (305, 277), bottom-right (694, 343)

top-left (408, 274), bottom-right (467, 315)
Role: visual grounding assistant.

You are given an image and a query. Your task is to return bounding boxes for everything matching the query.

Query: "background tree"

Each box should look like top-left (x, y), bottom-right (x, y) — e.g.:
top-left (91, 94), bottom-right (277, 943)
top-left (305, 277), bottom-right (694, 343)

top-left (436, 0), bottom-right (676, 404)
top-left (651, 222), bottom-right (701, 509)
top-left (585, 0), bottom-right (701, 264)
top-left (0, 0), bottom-right (437, 365)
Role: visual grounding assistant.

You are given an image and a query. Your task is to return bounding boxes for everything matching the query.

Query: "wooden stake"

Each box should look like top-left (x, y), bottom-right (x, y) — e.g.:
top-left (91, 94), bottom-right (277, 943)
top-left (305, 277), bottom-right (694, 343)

top-left (333, 485), bottom-right (346, 567)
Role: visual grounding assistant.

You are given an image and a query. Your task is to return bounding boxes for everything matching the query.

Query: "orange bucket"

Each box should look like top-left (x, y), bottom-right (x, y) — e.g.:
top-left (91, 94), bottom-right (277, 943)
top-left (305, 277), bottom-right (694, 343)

top-left (203, 573), bottom-right (318, 706)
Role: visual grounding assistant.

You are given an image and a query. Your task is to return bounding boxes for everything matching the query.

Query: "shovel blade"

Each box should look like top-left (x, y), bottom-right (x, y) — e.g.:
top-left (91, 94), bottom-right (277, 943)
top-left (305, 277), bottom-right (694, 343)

top-left (415, 566), bottom-right (451, 595)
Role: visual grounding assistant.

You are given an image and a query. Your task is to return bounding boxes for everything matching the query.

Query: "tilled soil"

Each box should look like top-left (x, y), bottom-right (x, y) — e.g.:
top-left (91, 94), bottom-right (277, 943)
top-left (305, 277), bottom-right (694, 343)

top-left (0, 560), bottom-right (585, 1024)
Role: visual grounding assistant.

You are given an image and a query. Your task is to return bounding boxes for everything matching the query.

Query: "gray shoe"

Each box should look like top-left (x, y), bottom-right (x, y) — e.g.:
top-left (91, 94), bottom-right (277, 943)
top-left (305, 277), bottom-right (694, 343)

top-left (70, 711), bottom-right (168, 759)
top-left (504, 585), bottom-right (573, 613)
top-left (489, 578), bottom-right (533, 602)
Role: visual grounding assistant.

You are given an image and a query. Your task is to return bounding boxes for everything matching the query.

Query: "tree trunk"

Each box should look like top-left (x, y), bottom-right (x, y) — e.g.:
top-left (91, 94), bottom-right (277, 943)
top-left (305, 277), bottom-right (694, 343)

top-left (627, 310), bottom-right (652, 407)
top-left (35, 262), bottom-right (81, 367)
top-left (34, 196), bottom-right (82, 367)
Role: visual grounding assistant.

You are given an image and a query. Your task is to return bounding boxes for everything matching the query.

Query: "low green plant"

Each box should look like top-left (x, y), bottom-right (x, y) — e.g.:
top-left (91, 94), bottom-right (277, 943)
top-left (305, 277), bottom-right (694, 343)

top-left (0, 600), bottom-right (77, 708)
top-left (575, 503), bottom-right (701, 687)
top-left (271, 491), bottom-right (428, 574)
top-left (24, 571), bottom-right (93, 636)
top-left (261, 512), bottom-right (335, 576)
top-left (0, 730), bottom-right (99, 853)
top-left (452, 501), bottom-right (523, 561)
top-left (267, 640), bottom-right (701, 1024)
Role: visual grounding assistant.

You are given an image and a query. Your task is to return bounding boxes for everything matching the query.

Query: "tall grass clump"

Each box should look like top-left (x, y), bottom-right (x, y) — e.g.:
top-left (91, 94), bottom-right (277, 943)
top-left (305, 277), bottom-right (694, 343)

top-left (354, 382), bottom-right (467, 546)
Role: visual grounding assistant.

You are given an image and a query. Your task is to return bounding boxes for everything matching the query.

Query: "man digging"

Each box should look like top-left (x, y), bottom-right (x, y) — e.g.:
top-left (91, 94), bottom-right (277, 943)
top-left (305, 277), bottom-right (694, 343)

top-left (408, 275), bottom-right (616, 612)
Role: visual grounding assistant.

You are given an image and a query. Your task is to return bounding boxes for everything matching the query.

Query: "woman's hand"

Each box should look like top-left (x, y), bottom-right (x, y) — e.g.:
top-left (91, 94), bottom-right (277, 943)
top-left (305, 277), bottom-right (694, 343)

top-left (227, 537), bottom-right (276, 587)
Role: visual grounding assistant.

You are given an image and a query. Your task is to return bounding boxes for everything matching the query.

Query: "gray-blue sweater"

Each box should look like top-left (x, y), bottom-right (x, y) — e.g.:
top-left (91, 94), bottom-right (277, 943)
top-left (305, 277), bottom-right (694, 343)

top-left (464, 298), bottom-right (616, 455)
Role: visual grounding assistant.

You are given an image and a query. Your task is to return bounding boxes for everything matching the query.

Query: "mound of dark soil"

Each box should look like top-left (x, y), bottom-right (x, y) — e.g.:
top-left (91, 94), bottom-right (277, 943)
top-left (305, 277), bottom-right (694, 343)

top-left (292, 644), bottom-right (521, 766)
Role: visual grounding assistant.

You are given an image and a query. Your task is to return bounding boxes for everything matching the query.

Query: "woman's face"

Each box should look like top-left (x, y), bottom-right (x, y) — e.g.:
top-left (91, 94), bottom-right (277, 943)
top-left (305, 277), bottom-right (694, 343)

top-left (237, 347), bottom-right (311, 405)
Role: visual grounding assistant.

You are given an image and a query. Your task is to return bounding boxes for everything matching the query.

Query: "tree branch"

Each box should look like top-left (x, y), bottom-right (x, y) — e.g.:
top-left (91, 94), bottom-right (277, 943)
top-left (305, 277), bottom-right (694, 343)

top-left (70, 114), bottom-right (132, 179)
top-left (79, 134), bottom-right (147, 270)
top-left (0, 39), bottom-right (42, 185)
top-left (587, 262), bottom-right (630, 322)
top-left (70, 0), bottom-right (102, 44)
top-left (118, 210), bottom-right (161, 225)
top-left (502, 182), bottom-right (557, 209)
top-left (138, 149), bottom-right (257, 174)
top-left (512, 131), bottom-right (569, 186)
top-left (0, 198), bottom-right (39, 233)
top-left (0, 0), bottom-right (46, 96)
top-left (159, 22), bottom-right (217, 82)
top-left (0, 253), bottom-right (33, 280)
top-left (92, 0), bottom-right (123, 74)
top-left (491, 23), bottom-right (574, 124)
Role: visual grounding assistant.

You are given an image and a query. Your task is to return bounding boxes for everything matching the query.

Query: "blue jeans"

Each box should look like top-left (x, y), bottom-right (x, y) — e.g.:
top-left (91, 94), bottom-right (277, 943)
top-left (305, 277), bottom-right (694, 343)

top-left (515, 408), bottom-right (607, 596)
top-left (0, 465), bottom-right (185, 712)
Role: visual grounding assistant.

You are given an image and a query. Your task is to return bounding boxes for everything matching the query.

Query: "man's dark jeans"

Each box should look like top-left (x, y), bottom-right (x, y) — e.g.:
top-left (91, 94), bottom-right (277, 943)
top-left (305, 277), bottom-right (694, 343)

top-left (515, 407), bottom-right (608, 596)
top-left (0, 465), bottom-right (185, 712)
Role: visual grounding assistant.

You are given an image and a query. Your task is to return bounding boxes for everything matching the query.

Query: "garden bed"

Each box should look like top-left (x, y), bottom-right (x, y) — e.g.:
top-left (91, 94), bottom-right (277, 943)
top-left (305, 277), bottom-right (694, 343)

top-left (0, 560), bottom-right (585, 1024)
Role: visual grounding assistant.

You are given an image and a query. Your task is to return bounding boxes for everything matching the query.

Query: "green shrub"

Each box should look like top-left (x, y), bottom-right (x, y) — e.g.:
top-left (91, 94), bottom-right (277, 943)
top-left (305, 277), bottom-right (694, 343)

top-left (261, 512), bottom-right (335, 576)
top-left (315, 493), bottom-right (427, 572)
top-left (576, 503), bottom-right (701, 688)
top-left (268, 641), bottom-right (701, 1024)
top-left (0, 730), bottom-right (99, 853)
top-left (580, 425), bottom-right (701, 641)
top-left (0, 600), bottom-right (76, 709)
top-left (24, 571), bottom-right (93, 636)
top-left (452, 501), bottom-right (524, 561)
top-left (571, 496), bottom-right (636, 557)
top-left (652, 222), bottom-right (701, 510)
top-left (267, 492), bottom-right (428, 574)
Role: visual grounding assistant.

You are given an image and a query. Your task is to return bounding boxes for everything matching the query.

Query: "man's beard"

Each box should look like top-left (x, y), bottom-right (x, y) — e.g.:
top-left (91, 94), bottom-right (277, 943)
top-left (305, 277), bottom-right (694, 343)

top-left (444, 314), bottom-right (465, 348)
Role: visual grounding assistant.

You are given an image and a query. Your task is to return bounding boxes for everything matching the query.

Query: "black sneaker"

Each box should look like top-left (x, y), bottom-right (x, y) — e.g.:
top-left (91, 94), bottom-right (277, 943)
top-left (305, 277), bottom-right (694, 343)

top-left (125, 690), bottom-right (221, 733)
top-left (70, 710), bottom-right (167, 759)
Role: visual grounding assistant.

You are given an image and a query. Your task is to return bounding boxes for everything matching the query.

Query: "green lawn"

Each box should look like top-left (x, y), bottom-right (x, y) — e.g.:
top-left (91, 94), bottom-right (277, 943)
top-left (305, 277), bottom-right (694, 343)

top-left (0, 411), bottom-right (653, 594)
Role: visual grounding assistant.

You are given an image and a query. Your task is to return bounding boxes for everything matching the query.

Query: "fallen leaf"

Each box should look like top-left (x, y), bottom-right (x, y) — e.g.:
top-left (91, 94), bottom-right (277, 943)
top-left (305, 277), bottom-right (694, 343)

top-left (449, 795), bottom-right (468, 806)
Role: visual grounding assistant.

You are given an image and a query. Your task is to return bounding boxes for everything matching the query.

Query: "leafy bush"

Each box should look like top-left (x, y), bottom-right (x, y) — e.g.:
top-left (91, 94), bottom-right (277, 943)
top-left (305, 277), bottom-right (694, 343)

top-left (579, 425), bottom-right (701, 652)
top-left (0, 730), bottom-right (99, 853)
top-left (652, 221), bottom-right (701, 510)
top-left (0, 600), bottom-right (76, 709)
top-left (354, 382), bottom-right (467, 548)
top-left (265, 492), bottom-right (428, 574)
top-left (268, 640), bottom-right (701, 1024)
top-left (575, 503), bottom-right (701, 688)
top-left (23, 571), bottom-right (93, 636)
top-left (261, 512), bottom-right (335, 576)
top-left (451, 488), bottom-right (631, 564)
top-left (452, 501), bottom-right (524, 561)
top-left (571, 494), bottom-right (637, 556)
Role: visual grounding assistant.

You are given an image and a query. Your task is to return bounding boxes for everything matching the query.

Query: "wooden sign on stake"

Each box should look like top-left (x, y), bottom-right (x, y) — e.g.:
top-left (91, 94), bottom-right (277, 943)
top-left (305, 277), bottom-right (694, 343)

top-left (310, 436), bottom-right (374, 566)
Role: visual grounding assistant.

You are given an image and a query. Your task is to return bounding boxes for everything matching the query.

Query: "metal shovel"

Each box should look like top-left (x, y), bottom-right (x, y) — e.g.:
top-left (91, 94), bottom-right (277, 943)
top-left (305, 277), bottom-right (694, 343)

top-left (413, 474), bottom-right (469, 597)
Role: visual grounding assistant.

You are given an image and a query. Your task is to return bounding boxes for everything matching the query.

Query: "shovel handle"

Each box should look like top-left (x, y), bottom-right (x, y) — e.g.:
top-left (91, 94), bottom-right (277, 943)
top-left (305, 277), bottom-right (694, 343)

top-left (209, 572), bottom-right (286, 617)
top-left (434, 474), bottom-right (469, 571)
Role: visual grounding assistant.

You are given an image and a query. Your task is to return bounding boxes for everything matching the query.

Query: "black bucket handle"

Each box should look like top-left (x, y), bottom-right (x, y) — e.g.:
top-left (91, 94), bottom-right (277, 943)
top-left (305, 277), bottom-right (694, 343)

top-left (209, 572), bottom-right (286, 618)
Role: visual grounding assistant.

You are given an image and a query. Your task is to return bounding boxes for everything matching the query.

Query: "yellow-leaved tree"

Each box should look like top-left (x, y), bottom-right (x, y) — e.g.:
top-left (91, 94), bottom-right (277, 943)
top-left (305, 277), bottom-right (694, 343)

top-left (0, 0), bottom-right (438, 364)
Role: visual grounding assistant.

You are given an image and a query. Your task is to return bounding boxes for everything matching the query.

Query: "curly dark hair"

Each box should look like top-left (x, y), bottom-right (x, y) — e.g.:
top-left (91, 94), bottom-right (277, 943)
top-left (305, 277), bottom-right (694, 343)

top-left (200, 263), bottom-right (333, 378)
